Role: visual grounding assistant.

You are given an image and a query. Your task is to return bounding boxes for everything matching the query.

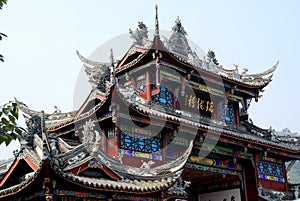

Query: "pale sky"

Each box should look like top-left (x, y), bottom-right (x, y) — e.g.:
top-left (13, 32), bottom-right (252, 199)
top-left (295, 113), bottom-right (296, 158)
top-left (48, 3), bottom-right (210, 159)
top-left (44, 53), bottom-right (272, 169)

top-left (1, 1), bottom-right (300, 158)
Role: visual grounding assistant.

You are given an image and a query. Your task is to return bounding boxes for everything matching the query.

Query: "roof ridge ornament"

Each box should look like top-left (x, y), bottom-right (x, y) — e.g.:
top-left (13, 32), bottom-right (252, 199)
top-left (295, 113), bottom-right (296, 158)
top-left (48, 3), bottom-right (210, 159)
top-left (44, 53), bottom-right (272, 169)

top-left (110, 49), bottom-right (116, 85)
top-left (76, 50), bottom-right (112, 92)
top-left (129, 22), bottom-right (150, 47)
top-left (155, 4), bottom-right (159, 36)
top-left (172, 16), bottom-right (187, 36)
top-left (167, 17), bottom-right (192, 60)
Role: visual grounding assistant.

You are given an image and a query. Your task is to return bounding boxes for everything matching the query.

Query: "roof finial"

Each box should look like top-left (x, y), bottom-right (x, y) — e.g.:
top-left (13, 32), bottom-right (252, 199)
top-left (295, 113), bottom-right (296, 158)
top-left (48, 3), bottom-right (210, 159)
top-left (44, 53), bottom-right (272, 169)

top-left (155, 4), bottom-right (159, 35)
top-left (110, 49), bottom-right (116, 85)
top-left (110, 48), bottom-right (114, 66)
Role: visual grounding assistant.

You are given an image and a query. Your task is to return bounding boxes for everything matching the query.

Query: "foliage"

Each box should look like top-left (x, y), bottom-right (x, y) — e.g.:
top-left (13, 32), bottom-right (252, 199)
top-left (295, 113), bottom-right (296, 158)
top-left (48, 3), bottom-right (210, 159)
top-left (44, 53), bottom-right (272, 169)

top-left (0, 2), bottom-right (24, 145)
top-left (0, 101), bottom-right (25, 145)
top-left (0, 33), bottom-right (7, 62)
top-left (0, 0), bottom-right (8, 62)
top-left (207, 50), bottom-right (219, 66)
top-left (0, 0), bottom-right (6, 9)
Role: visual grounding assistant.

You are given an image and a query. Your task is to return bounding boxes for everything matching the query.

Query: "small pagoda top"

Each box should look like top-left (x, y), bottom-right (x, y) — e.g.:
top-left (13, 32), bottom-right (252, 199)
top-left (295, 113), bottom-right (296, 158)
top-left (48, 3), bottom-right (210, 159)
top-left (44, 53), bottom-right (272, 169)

top-left (114, 6), bottom-right (278, 89)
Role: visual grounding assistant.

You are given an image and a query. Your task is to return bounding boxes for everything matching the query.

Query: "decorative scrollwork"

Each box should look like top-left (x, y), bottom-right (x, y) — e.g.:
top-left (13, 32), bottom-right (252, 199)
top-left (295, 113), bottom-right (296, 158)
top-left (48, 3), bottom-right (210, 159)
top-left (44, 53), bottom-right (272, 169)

top-left (129, 21), bottom-right (151, 47)
top-left (168, 176), bottom-right (191, 197)
top-left (82, 119), bottom-right (101, 154)
top-left (24, 115), bottom-right (42, 147)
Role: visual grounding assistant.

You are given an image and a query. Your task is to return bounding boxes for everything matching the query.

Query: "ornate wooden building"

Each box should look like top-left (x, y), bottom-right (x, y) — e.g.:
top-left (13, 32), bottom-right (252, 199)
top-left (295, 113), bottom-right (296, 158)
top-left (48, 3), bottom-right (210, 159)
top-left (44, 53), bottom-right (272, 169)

top-left (0, 6), bottom-right (299, 201)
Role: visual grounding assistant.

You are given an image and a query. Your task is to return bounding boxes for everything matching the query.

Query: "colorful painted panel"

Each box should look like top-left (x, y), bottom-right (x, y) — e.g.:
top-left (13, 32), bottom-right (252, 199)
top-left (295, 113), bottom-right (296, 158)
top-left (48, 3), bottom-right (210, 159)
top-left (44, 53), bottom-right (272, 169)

top-left (88, 159), bottom-right (102, 169)
top-left (187, 163), bottom-right (242, 177)
top-left (53, 190), bottom-right (107, 199)
top-left (113, 194), bottom-right (158, 201)
top-left (160, 69), bottom-right (181, 83)
top-left (120, 124), bottom-right (152, 136)
top-left (257, 160), bottom-right (285, 183)
top-left (190, 156), bottom-right (242, 171)
top-left (120, 149), bottom-right (162, 161)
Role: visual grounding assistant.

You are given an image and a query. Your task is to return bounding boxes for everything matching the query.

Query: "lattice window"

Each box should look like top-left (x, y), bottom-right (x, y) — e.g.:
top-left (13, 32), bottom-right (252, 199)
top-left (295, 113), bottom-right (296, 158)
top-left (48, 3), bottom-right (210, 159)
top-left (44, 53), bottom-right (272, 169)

top-left (121, 132), bottom-right (160, 153)
top-left (225, 101), bottom-right (235, 124)
top-left (153, 85), bottom-right (172, 107)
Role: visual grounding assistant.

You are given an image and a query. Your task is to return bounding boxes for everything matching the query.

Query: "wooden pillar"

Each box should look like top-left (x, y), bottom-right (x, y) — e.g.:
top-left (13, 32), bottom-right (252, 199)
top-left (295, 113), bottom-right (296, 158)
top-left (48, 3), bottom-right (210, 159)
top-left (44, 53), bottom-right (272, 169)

top-left (242, 163), bottom-right (249, 201)
top-left (235, 104), bottom-right (240, 125)
top-left (101, 130), bottom-right (107, 153)
top-left (282, 160), bottom-right (289, 191)
top-left (181, 78), bottom-right (186, 97)
top-left (146, 71), bottom-right (151, 100)
top-left (243, 158), bottom-right (259, 201)
top-left (131, 77), bottom-right (136, 90)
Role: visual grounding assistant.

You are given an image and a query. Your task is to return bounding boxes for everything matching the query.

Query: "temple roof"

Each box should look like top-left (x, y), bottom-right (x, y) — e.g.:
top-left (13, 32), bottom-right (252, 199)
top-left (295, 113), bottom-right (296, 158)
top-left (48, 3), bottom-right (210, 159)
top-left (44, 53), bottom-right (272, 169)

top-left (0, 164), bottom-right (42, 198)
top-left (116, 13), bottom-right (277, 88)
top-left (0, 130), bottom-right (189, 197)
top-left (16, 88), bottom-right (111, 131)
top-left (54, 168), bottom-right (180, 193)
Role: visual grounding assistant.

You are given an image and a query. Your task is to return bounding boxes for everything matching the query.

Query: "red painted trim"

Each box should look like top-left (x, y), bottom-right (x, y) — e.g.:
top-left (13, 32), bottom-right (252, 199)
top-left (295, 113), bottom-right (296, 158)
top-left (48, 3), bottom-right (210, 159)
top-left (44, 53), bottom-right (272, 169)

top-left (0, 159), bottom-right (19, 187)
top-left (102, 166), bottom-right (119, 180)
top-left (117, 52), bottom-right (130, 68)
top-left (151, 88), bottom-right (160, 96)
top-left (70, 162), bottom-right (89, 175)
top-left (69, 161), bottom-right (119, 180)
top-left (25, 156), bottom-right (38, 171)
top-left (0, 156), bottom-right (37, 187)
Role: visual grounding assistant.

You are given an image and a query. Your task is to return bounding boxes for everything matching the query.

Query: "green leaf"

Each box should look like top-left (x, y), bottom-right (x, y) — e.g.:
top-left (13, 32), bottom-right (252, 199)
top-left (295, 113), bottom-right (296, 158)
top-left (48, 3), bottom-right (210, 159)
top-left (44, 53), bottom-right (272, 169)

top-left (1, 117), bottom-right (9, 127)
top-left (0, 1), bottom-right (7, 10)
top-left (0, 101), bottom-right (25, 145)
top-left (8, 115), bottom-right (16, 125)
top-left (2, 107), bottom-right (9, 115)
top-left (4, 134), bottom-right (13, 146)
top-left (15, 128), bottom-right (23, 136)
top-left (9, 132), bottom-right (17, 140)
top-left (11, 104), bottom-right (18, 119)
top-left (0, 134), bottom-right (5, 145)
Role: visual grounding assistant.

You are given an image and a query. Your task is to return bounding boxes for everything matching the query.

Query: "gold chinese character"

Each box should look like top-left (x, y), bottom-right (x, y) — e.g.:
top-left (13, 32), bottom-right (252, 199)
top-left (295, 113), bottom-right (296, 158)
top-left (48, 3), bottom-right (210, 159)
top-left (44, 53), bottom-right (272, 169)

top-left (188, 95), bottom-right (196, 108)
top-left (197, 98), bottom-right (205, 110)
top-left (184, 94), bottom-right (188, 106)
top-left (206, 101), bottom-right (213, 113)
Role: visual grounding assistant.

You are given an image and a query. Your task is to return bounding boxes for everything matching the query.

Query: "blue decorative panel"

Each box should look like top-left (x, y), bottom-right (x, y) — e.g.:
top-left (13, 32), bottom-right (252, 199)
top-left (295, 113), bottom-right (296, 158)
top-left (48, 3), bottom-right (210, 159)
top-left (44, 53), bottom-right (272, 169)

top-left (257, 160), bottom-right (286, 182)
top-left (225, 101), bottom-right (235, 124)
top-left (121, 132), bottom-right (161, 153)
top-left (153, 85), bottom-right (172, 107)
